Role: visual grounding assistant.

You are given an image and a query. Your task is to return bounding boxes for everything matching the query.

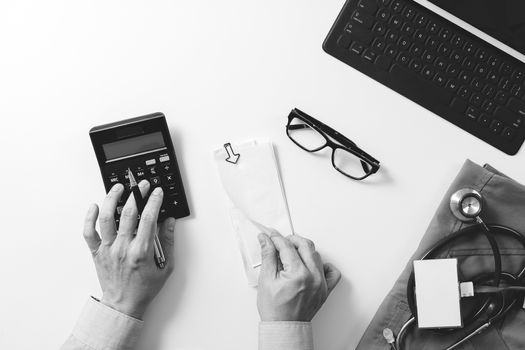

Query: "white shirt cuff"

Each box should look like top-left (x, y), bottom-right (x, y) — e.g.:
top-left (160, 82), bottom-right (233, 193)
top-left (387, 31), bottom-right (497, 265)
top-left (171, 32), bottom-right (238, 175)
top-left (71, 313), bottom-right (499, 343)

top-left (70, 297), bottom-right (143, 350)
top-left (259, 321), bottom-right (314, 350)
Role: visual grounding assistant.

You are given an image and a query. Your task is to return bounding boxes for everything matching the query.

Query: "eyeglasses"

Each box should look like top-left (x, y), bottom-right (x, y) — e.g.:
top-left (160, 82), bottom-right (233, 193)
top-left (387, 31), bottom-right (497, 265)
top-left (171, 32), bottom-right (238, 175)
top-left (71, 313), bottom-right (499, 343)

top-left (286, 109), bottom-right (380, 180)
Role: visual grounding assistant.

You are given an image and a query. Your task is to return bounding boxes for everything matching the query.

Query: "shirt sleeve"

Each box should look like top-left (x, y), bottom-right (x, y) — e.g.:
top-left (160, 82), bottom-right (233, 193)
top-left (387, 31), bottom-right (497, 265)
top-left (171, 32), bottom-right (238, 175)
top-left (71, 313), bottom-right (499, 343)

top-left (60, 297), bottom-right (143, 350)
top-left (259, 321), bottom-right (314, 350)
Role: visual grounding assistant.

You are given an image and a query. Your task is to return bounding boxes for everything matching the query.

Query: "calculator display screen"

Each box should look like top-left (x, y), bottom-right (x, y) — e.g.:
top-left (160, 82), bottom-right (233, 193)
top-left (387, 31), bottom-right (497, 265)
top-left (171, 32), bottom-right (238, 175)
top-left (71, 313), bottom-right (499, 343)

top-left (103, 131), bottom-right (166, 161)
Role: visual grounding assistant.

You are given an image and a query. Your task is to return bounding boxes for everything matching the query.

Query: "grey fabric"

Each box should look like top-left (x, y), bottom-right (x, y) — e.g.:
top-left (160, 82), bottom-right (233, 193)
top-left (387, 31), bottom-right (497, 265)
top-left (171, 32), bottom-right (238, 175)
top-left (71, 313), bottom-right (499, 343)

top-left (357, 160), bottom-right (525, 350)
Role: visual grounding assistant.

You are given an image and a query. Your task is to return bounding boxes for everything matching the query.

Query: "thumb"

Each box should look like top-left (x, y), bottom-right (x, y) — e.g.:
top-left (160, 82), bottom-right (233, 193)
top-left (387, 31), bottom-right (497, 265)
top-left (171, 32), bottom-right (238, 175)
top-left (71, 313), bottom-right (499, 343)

top-left (258, 233), bottom-right (278, 278)
top-left (324, 263), bottom-right (342, 294)
top-left (159, 217), bottom-right (176, 264)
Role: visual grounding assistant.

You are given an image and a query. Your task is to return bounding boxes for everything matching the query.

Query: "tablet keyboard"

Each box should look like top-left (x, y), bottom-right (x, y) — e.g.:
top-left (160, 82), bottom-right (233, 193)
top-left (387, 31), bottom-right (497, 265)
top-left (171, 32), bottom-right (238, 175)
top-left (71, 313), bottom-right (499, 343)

top-left (323, 0), bottom-right (525, 155)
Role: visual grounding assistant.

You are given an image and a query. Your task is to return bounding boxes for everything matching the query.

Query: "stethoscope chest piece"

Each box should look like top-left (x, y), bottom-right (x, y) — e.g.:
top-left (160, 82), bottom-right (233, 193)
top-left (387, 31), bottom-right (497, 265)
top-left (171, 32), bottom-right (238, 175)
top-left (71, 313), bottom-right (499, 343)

top-left (450, 188), bottom-right (484, 222)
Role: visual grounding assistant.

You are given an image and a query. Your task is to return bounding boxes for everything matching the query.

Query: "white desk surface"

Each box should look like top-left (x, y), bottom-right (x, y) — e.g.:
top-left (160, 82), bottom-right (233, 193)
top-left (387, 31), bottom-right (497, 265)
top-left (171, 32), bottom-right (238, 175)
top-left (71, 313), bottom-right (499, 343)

top-left (2, 1), bottom-right (525, 349)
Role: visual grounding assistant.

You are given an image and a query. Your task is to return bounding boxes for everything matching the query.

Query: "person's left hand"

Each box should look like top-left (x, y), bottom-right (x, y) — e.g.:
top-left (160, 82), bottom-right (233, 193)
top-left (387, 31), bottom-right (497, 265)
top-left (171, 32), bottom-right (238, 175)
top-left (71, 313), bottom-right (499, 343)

top-left (83, 181), bottom-right (176, 319)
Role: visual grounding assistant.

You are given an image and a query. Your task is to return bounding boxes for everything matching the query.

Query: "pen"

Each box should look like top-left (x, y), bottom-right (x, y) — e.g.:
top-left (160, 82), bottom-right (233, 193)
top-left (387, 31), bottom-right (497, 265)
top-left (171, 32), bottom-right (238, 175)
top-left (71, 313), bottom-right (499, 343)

top-left (127, 168), bottom-right (166, 269)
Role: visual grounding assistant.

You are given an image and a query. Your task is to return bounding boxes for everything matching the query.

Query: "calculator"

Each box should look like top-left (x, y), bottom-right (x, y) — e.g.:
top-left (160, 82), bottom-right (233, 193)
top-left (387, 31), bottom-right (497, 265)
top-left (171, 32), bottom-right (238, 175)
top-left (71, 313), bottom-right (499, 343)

top-left (90, 112), bottom-right (190, 224)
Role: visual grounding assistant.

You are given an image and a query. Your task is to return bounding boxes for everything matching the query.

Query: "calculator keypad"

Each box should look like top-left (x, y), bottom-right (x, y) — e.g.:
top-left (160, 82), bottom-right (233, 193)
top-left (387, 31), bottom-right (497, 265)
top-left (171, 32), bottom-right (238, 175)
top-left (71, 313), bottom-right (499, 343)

top-left (104, 152), bottom-right (187, 224)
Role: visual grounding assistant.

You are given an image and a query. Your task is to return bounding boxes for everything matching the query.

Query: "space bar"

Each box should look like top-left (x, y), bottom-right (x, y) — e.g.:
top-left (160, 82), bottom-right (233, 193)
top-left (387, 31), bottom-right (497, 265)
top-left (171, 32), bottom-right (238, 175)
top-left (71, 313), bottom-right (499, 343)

top-left (390, 64), bottom-right (453, 106)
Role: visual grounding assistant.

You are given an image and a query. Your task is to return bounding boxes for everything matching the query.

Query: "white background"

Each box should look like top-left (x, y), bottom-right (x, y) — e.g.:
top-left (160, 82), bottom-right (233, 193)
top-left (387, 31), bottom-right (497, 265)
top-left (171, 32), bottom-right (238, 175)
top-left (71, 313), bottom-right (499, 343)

top-left (1, 1), bottom-right (525, 349)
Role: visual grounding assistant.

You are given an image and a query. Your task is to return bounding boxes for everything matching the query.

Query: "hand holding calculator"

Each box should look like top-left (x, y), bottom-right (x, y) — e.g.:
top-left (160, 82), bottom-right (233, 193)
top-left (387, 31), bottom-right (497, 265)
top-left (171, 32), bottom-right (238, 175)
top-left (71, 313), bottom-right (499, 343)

top-left (90, 113), bottom-right (190, 226)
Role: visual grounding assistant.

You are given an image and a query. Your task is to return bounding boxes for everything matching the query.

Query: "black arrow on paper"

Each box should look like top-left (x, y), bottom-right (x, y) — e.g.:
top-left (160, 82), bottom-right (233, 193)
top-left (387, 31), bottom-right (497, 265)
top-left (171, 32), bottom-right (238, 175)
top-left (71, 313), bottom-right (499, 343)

top-left (224, 143), bottom-right (240, 164)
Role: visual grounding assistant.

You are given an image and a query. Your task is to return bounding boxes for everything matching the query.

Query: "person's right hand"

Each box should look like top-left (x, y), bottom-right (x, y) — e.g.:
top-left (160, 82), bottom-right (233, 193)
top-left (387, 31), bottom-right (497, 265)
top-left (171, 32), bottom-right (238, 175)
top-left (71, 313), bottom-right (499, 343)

top-left (83, 182), bottom-right (176, 320)
top-left (256, 232), bottom-right (341, 322)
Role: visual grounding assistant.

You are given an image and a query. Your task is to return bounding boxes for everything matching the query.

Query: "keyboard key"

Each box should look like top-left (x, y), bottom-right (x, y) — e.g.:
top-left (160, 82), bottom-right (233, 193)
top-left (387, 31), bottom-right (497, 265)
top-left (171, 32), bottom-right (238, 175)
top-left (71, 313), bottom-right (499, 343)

top-left (409, 59), bottom-right (423, 73)
top-left (487, 56), bottom-right (500, 69)
top-left (337, 35), bottom-right (352, 49)
top-left (510, 84), bottom-right (524, 98)
top-left (391, 1), bottom-right (404, 13)
top-left (401, 22), bottom-right (415, 35)
top-left (482, 100), bottom-right (496, 114)
top-left (459, 71), bottom-right (472, 84)
top-left (350, 42), bottom-right (365, 55)
top-left (402, 6), bottom-right (416, 20)
top-left (466, 106), bottom-right (480, 121)
top-left (425, 36), bottom-right (439, 50)
top-left (475, 49), bottom-right (488, 62)
top-left (345, 23), bottom-right (374, 44)
top-left (438, 43), bottom-right (452, 56)
top-left (386, 30), bottom-right (399, 43)
top-left (410, 43), bottom-right (424, 56)
top-left (470, 93), bottom-right (483, 107)
top-left (503, 127), bottom-right (515, 140)
top-left (458, 86), bottom-right (472, 100)
top-left (446, 80), bottom-right (459, 92)
top-left (373, 22), bottom-right (388, 35)
top-left (450, 97), bottom-right (468, 113)
top-left (499, 77), bottom-right (512, 91)
top-left (414, 30), bottom-right (427, 43)
top-left (363, 49), bottom-right (378, 62)
top-left (451, 35), bottom-right (465, 48)
top-left (398, 36), bottom-right (411, 50)
top-left (474, 64), bottom-right (488, 76)
top-left (482, 84), bottom-right (496, 98)
top-left (495, 106), bottom-right (524, 128)
top-left (446, 64), bottom-right (460, 77)
top-left (471, 78), bottom-right (483, 91)
top-left (495, 91), bottom-right (509, 105)
top-left (422, 66), bottom-right (435, 79)
top-left (487, 71), bottom-right (498, 84)
top-left (377, 8), bottom-right (391, 21)
top-left (373, 38), bottom-right (387, 51)
top-left (397, 51), bottom-right (410, 65)
top-left (464, 42), bottom-right (476, 55)
top-left (423, 51), bottom-right (435, 64)
top-left (490, 120), bottom-right (504, 134)
top-left (415, 14), bottom-right (428, 26)
top-left (435, 58), bottom-right (447, 70)
top-left (508, 97), bottom-right (525, 117)
top-left (376, 55), bottom-right (393, 70)
top-left (439, 28), bottom-right (452, 41)
top-left (479, 114), bottom-right (491, 127)
top-left (352, 10), bottom-right (375, 29)
top-left (511, 70), bottom-right (525, 82)
top-left (500, 62), bottom-right (512, 75)
top-left (434, 73), bottom-right (446, 86)
top-left (385, 45), bottom-right (398, 57)
top-left (357, 0), bottom-right (379, 14)
top-left (427, 21), bottom-right (440, 35)
top-left (450, 51), bottom-right (463, 63)
top-left (462, 57), bottom-right (475, 71)
top-left (389, 15), bottom-right (402, 29)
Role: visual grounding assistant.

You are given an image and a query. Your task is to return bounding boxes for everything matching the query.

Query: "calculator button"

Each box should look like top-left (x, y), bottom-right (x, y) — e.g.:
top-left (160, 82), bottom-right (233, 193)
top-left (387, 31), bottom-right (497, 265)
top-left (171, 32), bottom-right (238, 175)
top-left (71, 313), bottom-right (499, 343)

top-left (146, 159), bottom-right (156, 166)
top-left (135, 170), bottom-right (146, 179)
top-left (159, 163), bottom-right (172, 174)
top-left (149, 167), bottom-right (157, 175)
top-left (150, 176), bottom-right (162, 187)
top-left (159, 155), bottom-right (170, 163)
top-left (108, 176), bottom-right (120, 184)
top-left (163, 174), bottom-right (176, 185)
top-left (166, 184), bottom-right (178, 195)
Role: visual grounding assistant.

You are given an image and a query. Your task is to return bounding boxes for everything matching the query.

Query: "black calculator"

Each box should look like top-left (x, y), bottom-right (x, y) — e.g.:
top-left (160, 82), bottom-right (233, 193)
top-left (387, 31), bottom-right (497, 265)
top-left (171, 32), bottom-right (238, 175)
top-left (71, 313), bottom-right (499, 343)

top-left (90, 112), bottom-right (190, 224)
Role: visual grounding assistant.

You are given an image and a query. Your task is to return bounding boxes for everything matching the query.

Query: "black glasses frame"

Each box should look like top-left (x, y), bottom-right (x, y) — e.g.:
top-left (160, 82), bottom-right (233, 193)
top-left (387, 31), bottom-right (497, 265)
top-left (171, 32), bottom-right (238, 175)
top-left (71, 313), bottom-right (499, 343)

top-left (286, 108), bottom-right (380, 180)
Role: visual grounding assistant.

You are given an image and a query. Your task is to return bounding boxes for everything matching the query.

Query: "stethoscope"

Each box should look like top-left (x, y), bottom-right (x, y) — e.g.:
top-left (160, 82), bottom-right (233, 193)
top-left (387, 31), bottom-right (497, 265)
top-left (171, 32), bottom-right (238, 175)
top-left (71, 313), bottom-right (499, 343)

top-left (384, 188), bottom-right (525, 350)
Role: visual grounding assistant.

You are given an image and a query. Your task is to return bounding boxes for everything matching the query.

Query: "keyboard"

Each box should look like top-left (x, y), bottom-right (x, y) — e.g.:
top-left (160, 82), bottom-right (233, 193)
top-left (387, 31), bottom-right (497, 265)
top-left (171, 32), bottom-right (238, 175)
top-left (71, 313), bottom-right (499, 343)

top-left (323, 0), bottom-right (525, 155)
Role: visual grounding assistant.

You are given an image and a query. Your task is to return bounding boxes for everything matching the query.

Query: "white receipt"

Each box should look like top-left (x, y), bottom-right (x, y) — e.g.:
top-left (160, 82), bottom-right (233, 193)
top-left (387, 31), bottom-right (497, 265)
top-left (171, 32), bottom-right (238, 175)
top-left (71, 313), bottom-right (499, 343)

top-left (213, 139), bottom-right (294, 286)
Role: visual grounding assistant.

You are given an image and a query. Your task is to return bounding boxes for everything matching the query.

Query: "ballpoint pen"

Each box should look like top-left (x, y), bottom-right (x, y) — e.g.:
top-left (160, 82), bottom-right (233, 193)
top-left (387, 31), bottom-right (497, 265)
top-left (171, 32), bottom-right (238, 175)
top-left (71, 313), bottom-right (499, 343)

top-left (128, 168), bottom-right (166, 269)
